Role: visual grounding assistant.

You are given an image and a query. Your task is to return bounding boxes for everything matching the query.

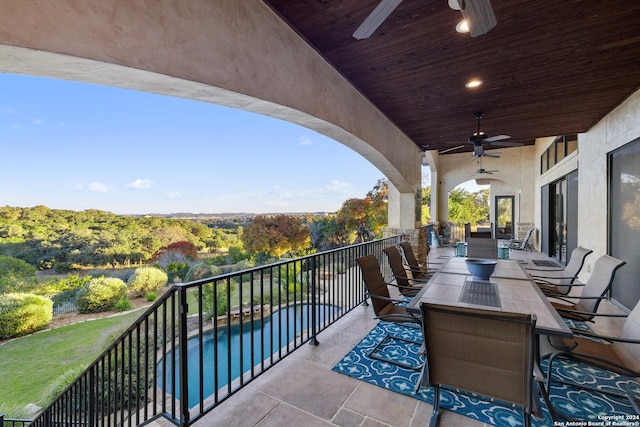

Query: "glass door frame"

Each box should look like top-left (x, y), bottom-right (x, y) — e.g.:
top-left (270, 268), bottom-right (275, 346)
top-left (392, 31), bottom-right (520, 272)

top-left (494, 195), bottom-right (515, 239)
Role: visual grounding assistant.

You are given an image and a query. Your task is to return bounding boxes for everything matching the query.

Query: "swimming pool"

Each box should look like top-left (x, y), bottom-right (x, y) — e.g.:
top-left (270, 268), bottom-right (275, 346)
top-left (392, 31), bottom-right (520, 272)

top-left (157, 303), bottom-right (341, 407)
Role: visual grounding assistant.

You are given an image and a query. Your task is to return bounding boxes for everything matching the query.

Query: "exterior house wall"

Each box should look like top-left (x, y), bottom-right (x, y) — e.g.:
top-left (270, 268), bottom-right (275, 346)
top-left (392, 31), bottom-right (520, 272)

top-left (533, 88), bottom-right (640, 279)
top-left (576, 89), bottom-right (640, 276)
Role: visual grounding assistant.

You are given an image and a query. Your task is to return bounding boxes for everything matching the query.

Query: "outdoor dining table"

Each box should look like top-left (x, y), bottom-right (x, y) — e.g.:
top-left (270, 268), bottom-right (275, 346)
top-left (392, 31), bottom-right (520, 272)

top-left (406, 257), bottom-right (572, 338)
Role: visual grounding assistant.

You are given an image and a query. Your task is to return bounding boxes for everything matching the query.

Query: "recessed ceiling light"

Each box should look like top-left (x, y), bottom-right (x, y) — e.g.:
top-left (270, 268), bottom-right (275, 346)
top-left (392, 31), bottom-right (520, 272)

top-left (466, 79), bottom-right (483, 88)
top-left (456, 19), bottom-right (469, 33)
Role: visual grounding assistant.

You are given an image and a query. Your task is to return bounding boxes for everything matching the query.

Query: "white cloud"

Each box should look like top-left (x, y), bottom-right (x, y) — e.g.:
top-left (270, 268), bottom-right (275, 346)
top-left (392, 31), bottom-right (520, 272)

top-left (298, 136), bottom-right (312, 145)
top-left (127, 179), bottom-right (153, 189)
top-left (32, 118), bottom-right (44, 125)
top-left (325, 180), bottom-right (351, 193)
top-left (89, 182), bottom-right (114, 193)
top-left (165, 192), bottom-right (182, 199)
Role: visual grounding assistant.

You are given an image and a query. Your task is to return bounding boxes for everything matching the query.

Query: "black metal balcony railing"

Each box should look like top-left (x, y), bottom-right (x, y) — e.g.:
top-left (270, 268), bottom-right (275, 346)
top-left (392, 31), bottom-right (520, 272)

top-left (25, 236), bottom-right (401, 427)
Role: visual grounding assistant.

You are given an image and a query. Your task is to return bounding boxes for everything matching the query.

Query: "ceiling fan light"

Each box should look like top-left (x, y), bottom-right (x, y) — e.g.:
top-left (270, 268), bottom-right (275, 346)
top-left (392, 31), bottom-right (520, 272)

top-left (456, 19), bottom-right (469, 33)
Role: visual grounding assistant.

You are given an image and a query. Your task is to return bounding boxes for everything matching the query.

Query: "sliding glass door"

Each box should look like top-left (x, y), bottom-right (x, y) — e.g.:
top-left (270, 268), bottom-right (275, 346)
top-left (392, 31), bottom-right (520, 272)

top-left (543, 171), bottom-right (577, 264)
top-left (609, 138), bottom-right (640, 310)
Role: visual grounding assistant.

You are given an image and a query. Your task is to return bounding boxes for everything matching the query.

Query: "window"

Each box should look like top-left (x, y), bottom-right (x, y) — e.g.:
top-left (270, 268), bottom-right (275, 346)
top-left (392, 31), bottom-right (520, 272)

top-left (540, 134), bottom-right (577, 173)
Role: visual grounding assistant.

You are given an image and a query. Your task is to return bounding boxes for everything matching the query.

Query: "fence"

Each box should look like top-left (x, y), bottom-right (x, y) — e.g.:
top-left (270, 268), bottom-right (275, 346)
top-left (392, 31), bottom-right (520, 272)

top-left (28, 236), bottom-right (401, 427)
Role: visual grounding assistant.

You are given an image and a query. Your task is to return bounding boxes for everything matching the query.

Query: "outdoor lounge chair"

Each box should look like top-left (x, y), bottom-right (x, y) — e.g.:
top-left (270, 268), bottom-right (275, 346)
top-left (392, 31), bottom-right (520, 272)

top-left (355, 255), bottom-right (422, 369)
top-left (507, 227), bottom-right (535, 251)
top-left (545, 300), bottom-right (640, 417)
top-left (418, 303), bottom-right (543, 427)
top-left (383, 246), bottom-right (429, 297)
top-left (526, 246), bottom-right (593, 296)
top-left (548, 255), bottom-right (626, 322)
top-left (466, 237), bottom-right (498, 259)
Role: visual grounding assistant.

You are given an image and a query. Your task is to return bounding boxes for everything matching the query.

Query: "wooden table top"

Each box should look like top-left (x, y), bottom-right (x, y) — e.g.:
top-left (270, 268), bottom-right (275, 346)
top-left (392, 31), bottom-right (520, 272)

top-left (407, 258), bottom-right (572, 337)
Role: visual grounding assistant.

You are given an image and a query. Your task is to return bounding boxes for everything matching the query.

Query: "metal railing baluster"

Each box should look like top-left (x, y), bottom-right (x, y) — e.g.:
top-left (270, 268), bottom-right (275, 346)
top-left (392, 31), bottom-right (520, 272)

top-left (26, 236), bottom-right (402, 427)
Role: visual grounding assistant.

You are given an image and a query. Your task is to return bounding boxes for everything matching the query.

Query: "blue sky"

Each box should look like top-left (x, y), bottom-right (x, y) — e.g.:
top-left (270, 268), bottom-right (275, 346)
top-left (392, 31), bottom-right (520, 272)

top-left (1, 73), bottom-right (389, 215)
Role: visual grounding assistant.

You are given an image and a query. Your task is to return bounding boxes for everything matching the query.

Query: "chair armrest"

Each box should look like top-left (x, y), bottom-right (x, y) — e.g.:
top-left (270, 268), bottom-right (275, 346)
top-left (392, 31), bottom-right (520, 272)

top-left (391, 274), bottom-right (430, 284)
top-left (548, 295), bottom-right (607, 304)
top-left (369, 293), bottom-right (407, 305)
top-left (558, 307), bottom-right (613, 317)
top-left (572, 329), bottom-right (640, 345)
top-left (386, 281), bottom-right (422, 294)
top-left (533, 277), bottom-right (582, 286)
top-left (526, 267), bottom-right (564, 272)
top-left (406, 267), bottom-right (436, 276)
top-left (530, 272), bottom-right (577, 280)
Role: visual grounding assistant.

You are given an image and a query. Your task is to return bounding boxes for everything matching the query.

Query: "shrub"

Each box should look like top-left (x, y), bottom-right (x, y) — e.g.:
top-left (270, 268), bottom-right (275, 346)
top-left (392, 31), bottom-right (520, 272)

top-left (38, 274), bottom-right (92, 297)
top-left (127, 266), bottom-right (168, 298)
top-left (0, 255), bottom-right (38, 293)
top-left (54, 262), bottom-right (73, 274)
top-left (145, 292), bottom-right (157, 302)
top-left (45, 366), bottom-right (86, 407)
top-left (76, 277), bottom-right (127, 313)
top-left (0, 293), bottom-right (53, 339)
top-left (88, 268), bottom-right (135, 282)
top-left (163, 261), bottom-right (190, 283)
top-left (114, 298), bottom-right (133, 311)
top-left (184, 263), bottom-right (221, 282)
top-left (198, 282), bottom-right (234, 317)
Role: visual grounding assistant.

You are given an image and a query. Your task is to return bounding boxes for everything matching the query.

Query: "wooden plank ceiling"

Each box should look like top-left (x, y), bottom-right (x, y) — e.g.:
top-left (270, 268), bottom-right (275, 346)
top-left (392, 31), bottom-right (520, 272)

top-left (265, 0), bottom-right (640, 154)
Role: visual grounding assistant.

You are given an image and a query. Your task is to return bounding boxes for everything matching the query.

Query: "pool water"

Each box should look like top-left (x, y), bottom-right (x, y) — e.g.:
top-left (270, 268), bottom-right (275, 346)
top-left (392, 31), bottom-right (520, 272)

top-left (157, 304), bottom-right (341, 407)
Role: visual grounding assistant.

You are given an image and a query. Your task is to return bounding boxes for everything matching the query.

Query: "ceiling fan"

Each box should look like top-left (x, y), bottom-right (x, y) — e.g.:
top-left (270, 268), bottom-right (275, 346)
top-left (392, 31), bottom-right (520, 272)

top-left (353, 0), bottom-right (497, 40)
top-left (439, 112), bottom-right (522, 158)
top-left (475, 158), bottom-right (499, 175)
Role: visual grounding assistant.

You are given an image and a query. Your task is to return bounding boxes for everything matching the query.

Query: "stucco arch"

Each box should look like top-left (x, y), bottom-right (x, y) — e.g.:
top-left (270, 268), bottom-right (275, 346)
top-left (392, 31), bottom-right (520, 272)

top-left (0, 0), bottom-right (422, 228)
top-left (433, 146), bottom-right (536, 226)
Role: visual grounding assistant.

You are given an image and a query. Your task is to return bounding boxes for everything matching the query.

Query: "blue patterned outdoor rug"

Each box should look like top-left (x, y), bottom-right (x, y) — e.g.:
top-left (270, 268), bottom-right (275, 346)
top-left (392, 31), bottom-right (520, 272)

top-left (332, 321), bottom-right (640, 426)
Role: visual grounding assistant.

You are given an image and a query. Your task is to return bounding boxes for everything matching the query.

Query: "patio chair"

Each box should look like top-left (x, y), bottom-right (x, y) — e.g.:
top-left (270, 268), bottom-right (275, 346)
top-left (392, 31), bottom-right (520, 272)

top-left (545, 300), bottom-right (640, 416)
top-left (548, 255), bottom-right (626, 322)
top-left (355, 255), bottom-right (421, 325)
top-left (399, 241), bottom-right (443, 274)
top-left (355, 255), bottom-right (422, 369)
top-left (466, 237), bottom-right (498, 259)
top-left (507, 227), bottom-right (535, 251)
top-left (526, 246), bottom-right (593, 296)
top-left (383, 246), bottom-right (429, 297)
top-left (418, 303), bottom-right (543, 427)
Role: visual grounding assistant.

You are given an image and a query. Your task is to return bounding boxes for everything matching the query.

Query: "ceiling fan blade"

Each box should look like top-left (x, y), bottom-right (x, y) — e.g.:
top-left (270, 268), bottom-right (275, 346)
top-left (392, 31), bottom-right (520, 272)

top-left (484, 134), bottom-right (510, 143)
top-left (438, 144), bottom-right (465, 154)
top-left (460, 0), bottom-right (497, 37)
top-left (490, 140), bottom-right (525, 147)
top-left (353, 0), bottom-right (403, 40)
top-left (483, 153), bottom-right (501, 158)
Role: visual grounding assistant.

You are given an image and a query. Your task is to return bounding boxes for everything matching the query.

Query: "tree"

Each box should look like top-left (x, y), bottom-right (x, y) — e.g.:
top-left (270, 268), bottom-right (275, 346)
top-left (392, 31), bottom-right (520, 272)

top-left (242, 214), bottom-right (310, 259)
top-left (331, 178), bottom-right (389, 244)
top-left (448, 188), bottom-right (490, 225)
top-left (150, 240), bottom-right (199, 264)
top-left (421, 186), bottom-right (432, 224)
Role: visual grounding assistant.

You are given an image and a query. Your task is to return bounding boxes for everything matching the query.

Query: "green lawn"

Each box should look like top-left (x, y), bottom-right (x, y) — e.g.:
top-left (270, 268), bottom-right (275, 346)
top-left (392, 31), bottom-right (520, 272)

top-left (0, 309), bottom-right (144, 418)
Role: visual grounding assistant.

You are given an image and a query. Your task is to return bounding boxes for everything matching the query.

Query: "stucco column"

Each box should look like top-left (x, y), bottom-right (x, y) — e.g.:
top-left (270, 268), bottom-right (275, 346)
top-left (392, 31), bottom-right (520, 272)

top-left (386, 182), bottom-right (419, 229)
